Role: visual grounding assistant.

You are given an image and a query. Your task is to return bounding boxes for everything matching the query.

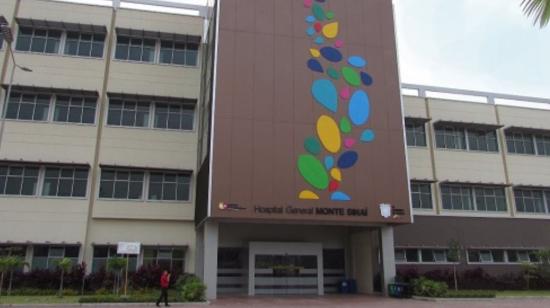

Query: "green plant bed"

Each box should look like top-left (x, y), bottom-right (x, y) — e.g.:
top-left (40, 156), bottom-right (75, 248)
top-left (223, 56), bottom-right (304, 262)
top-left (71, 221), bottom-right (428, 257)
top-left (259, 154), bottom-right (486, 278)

top-left (0, 296), bottom-right (80, 304)
top-left (5, 288), bottom-right (80, 296)
top-left (443, 290), bottom-right (497, 298)
top-left (79, 294), bottom-right (158, 303)
top-left (497, 290), bottom-right (550, 297)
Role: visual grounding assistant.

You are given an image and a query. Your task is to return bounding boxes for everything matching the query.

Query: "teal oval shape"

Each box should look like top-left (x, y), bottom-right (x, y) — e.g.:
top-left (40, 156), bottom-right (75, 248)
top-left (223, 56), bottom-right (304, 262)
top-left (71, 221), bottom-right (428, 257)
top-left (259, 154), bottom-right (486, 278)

top-left (304, 137), bottom-right (321, 155)
top-left (348, 56), bottom-right (367, 68)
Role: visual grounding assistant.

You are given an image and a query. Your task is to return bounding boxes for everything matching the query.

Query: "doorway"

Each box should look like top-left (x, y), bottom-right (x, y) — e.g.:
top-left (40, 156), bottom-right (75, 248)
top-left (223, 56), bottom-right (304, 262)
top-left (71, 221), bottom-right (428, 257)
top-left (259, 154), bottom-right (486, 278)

top-left (248, 242), bottom-right (323, 296)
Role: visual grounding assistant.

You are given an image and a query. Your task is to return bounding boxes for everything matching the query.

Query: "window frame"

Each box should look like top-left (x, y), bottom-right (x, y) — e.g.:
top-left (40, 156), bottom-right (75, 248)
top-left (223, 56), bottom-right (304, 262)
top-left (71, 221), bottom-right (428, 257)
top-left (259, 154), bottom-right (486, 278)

top-left (64, 31), bottom-right (105, 58)
top-left (506, 131), bottom-right (536, 155)
top-left (410, 181), bottom-right (433, 210)
top-left (405, 119), bottom-right (427, 147)
top-left (5, 92), bottom-right (52, 122)
top-left (15, 26), bottom-right (62, 54)
top-left (0, 164), bottom-right (40, 196)
top-left (31, 245), bottom-right (80, 270)
top-left (514, 188), bottom-right (549, 215)
top-left (441, 183), bottom-right (508, 213)
top-left (41, 166), bottom-right (90, 198)
top-left (142, 246), bottom-right (186, 273)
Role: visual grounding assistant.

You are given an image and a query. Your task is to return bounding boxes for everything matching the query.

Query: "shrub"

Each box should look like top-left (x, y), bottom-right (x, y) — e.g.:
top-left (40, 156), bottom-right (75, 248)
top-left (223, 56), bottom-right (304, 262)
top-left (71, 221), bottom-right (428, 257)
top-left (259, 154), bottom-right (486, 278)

top-left (443, 290), bottom-right (496, 298)
top-left (176, 275), bottom-right (206, 302)
top-left (411, 277), bottom-right (448, 297)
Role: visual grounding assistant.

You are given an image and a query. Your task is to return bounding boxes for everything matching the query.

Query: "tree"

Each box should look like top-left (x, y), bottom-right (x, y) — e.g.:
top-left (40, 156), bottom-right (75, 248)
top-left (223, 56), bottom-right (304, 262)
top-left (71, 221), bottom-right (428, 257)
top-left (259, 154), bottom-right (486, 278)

top-left (521, 0), bottom-right (550, 28)
top-left (107, 257), bottom-right (127, 296)
top-left (0, 257), bottom-right (9, 298)
top-left (54, 258), bottom-right (73, 297)
top-left (4, 257), bottom-right (28, 296)
top-left (447, 240), bottom-right (462, 291)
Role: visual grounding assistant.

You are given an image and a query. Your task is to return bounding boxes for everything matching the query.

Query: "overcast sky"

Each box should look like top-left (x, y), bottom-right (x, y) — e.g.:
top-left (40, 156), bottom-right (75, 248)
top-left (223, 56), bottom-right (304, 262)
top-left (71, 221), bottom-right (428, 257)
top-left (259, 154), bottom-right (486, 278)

top-left (58, 0), bottom-right (550, 99)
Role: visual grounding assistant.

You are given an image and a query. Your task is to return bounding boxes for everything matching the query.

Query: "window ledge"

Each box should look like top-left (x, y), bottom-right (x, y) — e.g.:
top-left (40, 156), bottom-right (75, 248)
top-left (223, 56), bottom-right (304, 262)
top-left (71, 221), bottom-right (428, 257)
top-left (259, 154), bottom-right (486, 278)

top-left (104, 124), bottom-right (197, 134)
top-left (4, 118), bottom-right (98, 127)
top-left (435, 148), bottom-right (500, 155)
top-left (96, 198), bottom-right (192, 204)
top-left (14, 50), bottom-right (105, 61)
top-left (112, 59), bottom-right (199, 69)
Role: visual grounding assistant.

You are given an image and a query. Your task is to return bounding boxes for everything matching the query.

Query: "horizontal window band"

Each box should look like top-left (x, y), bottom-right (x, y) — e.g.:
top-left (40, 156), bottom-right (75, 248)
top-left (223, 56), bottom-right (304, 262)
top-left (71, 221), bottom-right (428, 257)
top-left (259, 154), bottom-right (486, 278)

top-left (2, 84), bottom-right (99, 98)
top-left (254, 274), bottom-right (318, 278)
top-left (254, 285), bottom-right (318, 290)
top-left (107, 92), bottom-right (196, 105)
top-left (16, 18), bottom-right (108, 34)
top-left (0, 160), bottom-right (90, 168)
top-left (405, 117), bottom-right (431, 124)
top-left (505, 126), bottom-right (550, 135)
top-left (116, 27), bottom-right (200, 43)
top-left (98, 165), bottom-right (193, 174)
top-left (434, 120), bottom-right (503, 131)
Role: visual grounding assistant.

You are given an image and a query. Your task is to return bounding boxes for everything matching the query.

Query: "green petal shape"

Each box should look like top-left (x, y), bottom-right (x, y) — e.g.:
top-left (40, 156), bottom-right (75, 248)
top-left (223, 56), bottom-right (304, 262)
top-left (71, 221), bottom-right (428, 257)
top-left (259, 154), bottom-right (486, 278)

top-left (340, 117), bottom-right (352, 134)
top-left (304, 137), bottom-right (321, 155)
top-left (312, 4), bottom-right (326, 21)
top-left (298, 154), bottom-right (330, 190)
top-left (327, 67), bottom-right (340, 80)
top-left (342, 67), bottom-right (361, 87)
top-left (326, 11), bottom-right (335, 20)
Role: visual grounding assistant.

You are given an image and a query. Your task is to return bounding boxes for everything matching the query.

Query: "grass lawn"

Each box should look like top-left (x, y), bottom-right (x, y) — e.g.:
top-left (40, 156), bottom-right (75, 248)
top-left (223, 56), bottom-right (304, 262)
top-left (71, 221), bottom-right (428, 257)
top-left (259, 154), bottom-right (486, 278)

top-left (497, 290), bottom-right (550, 297)
top-left (0, 295), bottom-right (81, 304)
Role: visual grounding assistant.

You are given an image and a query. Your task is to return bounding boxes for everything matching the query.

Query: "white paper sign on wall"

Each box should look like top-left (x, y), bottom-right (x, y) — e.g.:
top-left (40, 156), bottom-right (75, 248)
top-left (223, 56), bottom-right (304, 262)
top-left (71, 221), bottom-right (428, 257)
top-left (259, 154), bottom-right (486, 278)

top-left (117, 242), bottom-right (141, 255)
top-left (380, 203), bottom-right (392, 219)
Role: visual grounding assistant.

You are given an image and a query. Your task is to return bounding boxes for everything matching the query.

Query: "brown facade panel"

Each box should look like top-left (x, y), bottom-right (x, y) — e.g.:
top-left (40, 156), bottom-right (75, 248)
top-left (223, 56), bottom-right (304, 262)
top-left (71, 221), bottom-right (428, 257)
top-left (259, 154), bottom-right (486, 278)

top-left (209, 0), bottom-right (410, 224)
top-left (395, 215), bottom-right (550, 248)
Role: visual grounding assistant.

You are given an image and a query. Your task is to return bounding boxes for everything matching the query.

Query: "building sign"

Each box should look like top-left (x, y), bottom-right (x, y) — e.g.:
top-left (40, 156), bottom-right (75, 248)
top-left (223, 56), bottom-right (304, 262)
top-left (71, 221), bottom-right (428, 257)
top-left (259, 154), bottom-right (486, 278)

top-left (117, 242), bottom-right (141, 255)
top-left (208, 0), bottom-right (411, 224)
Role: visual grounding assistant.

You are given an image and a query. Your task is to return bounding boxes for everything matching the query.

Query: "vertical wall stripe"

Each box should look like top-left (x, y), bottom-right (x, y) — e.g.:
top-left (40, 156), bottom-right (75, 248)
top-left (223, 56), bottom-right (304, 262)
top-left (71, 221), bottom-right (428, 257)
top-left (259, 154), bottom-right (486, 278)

top-left (424, 98), bottom-right (441, 214)
top-left (494, 105), bottom-right (516, 217)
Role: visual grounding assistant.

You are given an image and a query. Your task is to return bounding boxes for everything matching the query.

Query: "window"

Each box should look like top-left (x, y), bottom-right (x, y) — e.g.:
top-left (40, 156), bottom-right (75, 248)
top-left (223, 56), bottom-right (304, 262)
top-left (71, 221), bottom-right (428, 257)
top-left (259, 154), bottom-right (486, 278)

top-left (143, 247), bottom-right (185, 273)
top-left (441, 184), bottom-right (473, 211)
top-left (506, 132), bottom-right (535, 155)
top-left (468, 129), bottom-right (498, 152)
top-left (154, 103), bottom-right (194, 130)
top-left (507, 250), bottom-right (539, 263)
top-left (218, 248), bottom-right (247, 269)
top-left (92, 246), bottom-right (137, 272)
top-left (53, 96), bottom-right (97, 124)
top-left (474, 187), bottom-right (507, 212)
top-left (0, 245), bottom-right (26, 257)
top-left (421, 249), bottom-right (449, 263)
top-left (107, 99), bottom-right (150, 127)
top-left (99, 169), bottom-right (144, 199)
top-left (323, 249), bottom-right (345, 270)
top-left (148, 172), bottom-right (191, 201)
top-left (64, 32), bottom-right (105, 58)
top-left (535, 135), bottom-right (550, 156)
top-left (6, 92), bottom-right (50, 121)
top-left (0, 165), bottom-right (39, 196)
top-left (435, 126), bottom-right (466, 150)
top-left (514, 189), bottom-right (547, 214)
top-left (394, 248), bottom-right (420, 263)
top-left (467, 249), bottom-right (505, 263)
top-left (42, 167), bottom-right (89, 197)
top-left (411, 182), bottom-right (432, 209)
top-left (115, 36), bottom-right (155, 62)
top-left (32, 245), bottom-right (79, 270)
top-left (405, 119), bottom-right (427, 147)
top-left (159, 40), bottom-right (199, 66)
top-left (16, 27), bottom-right (61, 54)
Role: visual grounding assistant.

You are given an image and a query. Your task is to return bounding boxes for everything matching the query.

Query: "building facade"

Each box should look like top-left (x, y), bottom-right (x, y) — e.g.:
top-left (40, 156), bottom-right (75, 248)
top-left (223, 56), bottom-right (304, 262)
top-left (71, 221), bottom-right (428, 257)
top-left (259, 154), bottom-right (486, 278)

top-left (0, 0), bottom-right (549, 302)
top-left (397, 85), bottom-right (550, 277)
top-left (0, 0), bottom-right (204, 275)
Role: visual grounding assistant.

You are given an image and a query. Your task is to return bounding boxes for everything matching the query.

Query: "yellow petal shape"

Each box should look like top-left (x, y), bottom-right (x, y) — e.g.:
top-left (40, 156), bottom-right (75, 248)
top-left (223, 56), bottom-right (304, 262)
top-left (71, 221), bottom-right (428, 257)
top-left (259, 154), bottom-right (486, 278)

top-left (330, 168), bottom-right (342, 182)
top-left (299, 190), bottom-right (320, 200)
top-left (317, 115), bottom-right (341, 154)
top-left (322, 22), bottom-right (339, 39)
top-left (310, 48), bottom-right (321, 58)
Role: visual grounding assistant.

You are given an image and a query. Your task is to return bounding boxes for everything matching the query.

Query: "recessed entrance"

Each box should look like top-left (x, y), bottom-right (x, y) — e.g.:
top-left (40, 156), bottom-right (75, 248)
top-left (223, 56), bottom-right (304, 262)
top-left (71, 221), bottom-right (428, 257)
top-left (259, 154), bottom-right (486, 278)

top-left (249, 242), bottom-right (324, 296)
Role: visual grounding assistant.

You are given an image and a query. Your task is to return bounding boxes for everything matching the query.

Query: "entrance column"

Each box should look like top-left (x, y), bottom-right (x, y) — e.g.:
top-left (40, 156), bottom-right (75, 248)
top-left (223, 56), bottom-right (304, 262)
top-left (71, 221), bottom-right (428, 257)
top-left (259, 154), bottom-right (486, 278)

top-left (380, 226), bottom-right (396, 295)
top-left (203, 221), bottom-right (219, 300)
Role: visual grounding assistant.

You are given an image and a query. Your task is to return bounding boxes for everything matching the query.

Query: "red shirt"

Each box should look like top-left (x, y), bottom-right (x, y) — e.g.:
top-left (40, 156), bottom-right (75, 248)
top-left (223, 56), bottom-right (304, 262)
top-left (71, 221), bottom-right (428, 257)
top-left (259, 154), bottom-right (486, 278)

top-left (160, 273), bottom-right (170, 288)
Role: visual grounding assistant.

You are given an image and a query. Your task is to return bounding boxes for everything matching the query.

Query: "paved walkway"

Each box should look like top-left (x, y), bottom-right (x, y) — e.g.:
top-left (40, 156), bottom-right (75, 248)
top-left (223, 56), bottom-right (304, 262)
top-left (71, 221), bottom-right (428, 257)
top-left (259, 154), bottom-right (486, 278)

top-left (5, 295), bottom-right (550, 307)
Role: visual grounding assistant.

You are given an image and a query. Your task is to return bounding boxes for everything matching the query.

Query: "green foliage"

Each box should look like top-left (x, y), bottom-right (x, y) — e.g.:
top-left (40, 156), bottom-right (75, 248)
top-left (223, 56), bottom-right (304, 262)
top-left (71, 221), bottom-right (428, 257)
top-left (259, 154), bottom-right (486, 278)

top-left (107, 258), bottom-right (127, 272)
top-left (0, 256), bottom-right (28, 296)
top-left (175, 275), bottom-right (206, 302)
top-left (443, 290), bottom-right (496, 298)
top-left (411, 277), bottom-right (448, 298)
top-left (79, 294), bottom-right (157, 303)
top-left (5, 288), bottom-right (78, 296)
top-left (447, 240), bottom-right (461, 263)
top-left (521, 0), bottom-right (550, 27)
top-left (54, 258), bottom-right (73, 272)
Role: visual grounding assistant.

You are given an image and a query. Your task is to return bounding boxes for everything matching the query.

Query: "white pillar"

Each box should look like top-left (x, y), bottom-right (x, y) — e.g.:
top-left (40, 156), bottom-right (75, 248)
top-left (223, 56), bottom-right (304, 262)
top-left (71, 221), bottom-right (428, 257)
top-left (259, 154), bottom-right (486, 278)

top-left (203, 221), bottom-right (219, 300)
top-left (380, 226), bottom-right (396, 295)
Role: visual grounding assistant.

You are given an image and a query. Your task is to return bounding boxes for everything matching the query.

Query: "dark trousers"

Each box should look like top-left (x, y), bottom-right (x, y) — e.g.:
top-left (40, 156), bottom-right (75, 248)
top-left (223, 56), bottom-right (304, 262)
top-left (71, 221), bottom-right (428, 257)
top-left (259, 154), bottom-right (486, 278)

top-left (156, 287), bottom-right (168, 306)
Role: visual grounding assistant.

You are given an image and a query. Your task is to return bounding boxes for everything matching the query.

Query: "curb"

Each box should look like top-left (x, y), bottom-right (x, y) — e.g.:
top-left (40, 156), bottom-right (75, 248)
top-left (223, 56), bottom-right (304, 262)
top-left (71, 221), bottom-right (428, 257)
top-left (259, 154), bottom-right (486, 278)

top-left (412, 296), bottom-right (550, 302)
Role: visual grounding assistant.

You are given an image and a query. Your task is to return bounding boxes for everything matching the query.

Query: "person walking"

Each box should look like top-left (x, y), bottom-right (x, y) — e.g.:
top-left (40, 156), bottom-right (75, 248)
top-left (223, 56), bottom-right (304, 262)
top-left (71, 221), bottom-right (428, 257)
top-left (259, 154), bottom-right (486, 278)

top-left (156, 270), bottom-right (171, 307)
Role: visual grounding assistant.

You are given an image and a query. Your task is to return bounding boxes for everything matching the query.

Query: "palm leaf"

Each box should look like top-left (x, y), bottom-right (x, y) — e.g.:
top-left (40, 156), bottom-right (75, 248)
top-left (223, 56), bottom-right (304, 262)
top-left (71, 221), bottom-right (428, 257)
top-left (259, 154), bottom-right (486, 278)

top-left (521, 0), bottom-right (550, 27)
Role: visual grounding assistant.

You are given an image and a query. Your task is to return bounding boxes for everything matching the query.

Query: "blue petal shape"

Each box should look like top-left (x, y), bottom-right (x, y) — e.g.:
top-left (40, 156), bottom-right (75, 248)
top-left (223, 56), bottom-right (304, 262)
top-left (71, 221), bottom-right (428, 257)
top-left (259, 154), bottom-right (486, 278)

top-left (331, 191), bottom-right (351, 201)
top-left (348, 90), bottom-right (370, 126)
top-left (306, 15), bottom-right (316, 23)
top-left (360, 129), bottom-right (375, 143)
top-left (320, 47), bottom-right (343, 63)
top-left (315, 36), bottom-right (325, 45)
top-left (324, 156), bottom-right (334, 170)
top-left (307, 59), bottom-right (323, 73)
top-left (311, 79), bottom-right (338, 113)
top-left (348, 56), bottom-right (367, 68)
top-left (338, 151), bottom-right (358, 169)
top-left (361, 72), bottom-right (373, 86)
top-left (306, 27), bottom-right (315, 37)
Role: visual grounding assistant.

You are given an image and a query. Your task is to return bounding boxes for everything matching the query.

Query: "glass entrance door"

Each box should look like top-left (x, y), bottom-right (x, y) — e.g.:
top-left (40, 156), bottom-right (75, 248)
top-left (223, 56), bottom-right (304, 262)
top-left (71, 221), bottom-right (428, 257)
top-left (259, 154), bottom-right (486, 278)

top-left (254, 254), bottom-right (318, 295)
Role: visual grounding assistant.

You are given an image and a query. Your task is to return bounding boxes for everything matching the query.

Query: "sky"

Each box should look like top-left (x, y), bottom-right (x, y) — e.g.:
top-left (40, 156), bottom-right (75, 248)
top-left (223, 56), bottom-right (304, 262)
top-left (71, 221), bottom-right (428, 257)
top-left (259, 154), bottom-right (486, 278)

top-left (57, 0), bottom-right (550, 99)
